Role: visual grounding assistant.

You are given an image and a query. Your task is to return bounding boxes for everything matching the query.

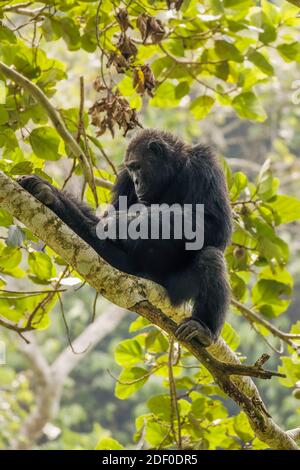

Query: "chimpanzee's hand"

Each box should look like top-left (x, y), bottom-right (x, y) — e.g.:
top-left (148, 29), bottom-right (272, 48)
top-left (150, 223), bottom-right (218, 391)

top-left (17, 175), bottom-right (57, 206)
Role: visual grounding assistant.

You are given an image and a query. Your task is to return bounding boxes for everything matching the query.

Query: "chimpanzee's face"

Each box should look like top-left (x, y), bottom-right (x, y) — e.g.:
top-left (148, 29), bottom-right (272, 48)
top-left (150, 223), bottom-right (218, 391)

top-left (125, 138), bottom-right (174, 204)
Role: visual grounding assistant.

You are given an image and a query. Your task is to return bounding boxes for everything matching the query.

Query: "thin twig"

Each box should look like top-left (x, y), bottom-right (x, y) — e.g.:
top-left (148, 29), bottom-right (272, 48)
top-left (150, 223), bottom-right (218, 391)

top-left (0, 288), bottom-right (66, 295)
top-left (57, 294), bottom-right (89, 355)
top-left (86, 134), bottom-right (118, 176)
top-left (76, 76), bottom-right (85, 144)
top-left (76, 76), bottom-right (99, 205)
top-left (62, 158), bottom-right (77, 190)
top-left (232, 298), bottom-right (300, 351)
top-left (107, 365), bottom-right (162, 385)
top-left (3, 2), bottom-right (35, 13)
top-left (95, 0), bottom-right (109, 88)
top-left (95, 176), bottom-right (114, 190)
top-left (92, 291), bottom-right (99, 322)
top-left (168, 339), bottom-right (182, 449)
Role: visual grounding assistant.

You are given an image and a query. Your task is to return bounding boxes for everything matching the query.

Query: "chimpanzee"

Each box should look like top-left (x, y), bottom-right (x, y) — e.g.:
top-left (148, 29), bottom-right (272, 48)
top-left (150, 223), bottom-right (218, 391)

top-left (18, 129), bottom-right (232, 347)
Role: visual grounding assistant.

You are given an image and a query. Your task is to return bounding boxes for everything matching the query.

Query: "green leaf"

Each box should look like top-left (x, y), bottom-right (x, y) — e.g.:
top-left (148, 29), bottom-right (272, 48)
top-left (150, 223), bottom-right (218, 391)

top-left (147, 394), bottom-right (171, 421)
top-left (231, 228), bottom-right (257, 250)
top-left (191, 395), bottom-right (207, 418)
top-left (259, 20), bottom-right (277, 44)
top-left (0, 25), bottom-right (17, 44)
top-left (150, 57), bottom-right (173, 78)
top-left (190, 96), bottom-right (215, 119)
top-left (257, 174), bottom-right (279, 202)
top-left (261, 180), bottom-right (280, 202)
top-left (129, 316), bottom-right (151, 332)
top-left (128, 94), bottom-right (142, 111)
top-left (145, 330), bottom-right (169, 353)
top-left (251, 279), bottom-right (291, 317)
top-left (178, 398), bottom-right (191, 417)
top-left (229, 172), bottom-right (248, 200)
top-left (59, 108), bottom-right (85, 134)
top-left (10, 161), bottom-right (34, 176)
top-left (114, 339), bottom-right (143, 367)
top-left (215, 61), bottom-right (229, 81)
top-left (232, 92), bottom-right (267, 121)
top-left (277, 43), bottom-right (300, 63)
top-left (28, 252), bottom-right (54, 281)
top-left (144, 420), bottom-right (171, 447)
top-left (270, 195), bottom-right (300, 224)
top-left (150, 82), bottom-right (179, 108)
top-left (221, 322), bottom-right (240, 350)
top-left (0, 209), bottom-right (13, 227)
top-left (95, 437), bottom-right (124, 450)
top-left (261, 0), bottom-right (280, 24)
top-left (0, 246), bottom-right (22, 271)
top-left (252, 217), bottom-right (289, 263)
top-left (278, 357), bottom-right (300, 387)
top-left (50, 18), bottom-right (81, 51)
top-left (115, 367), bottom-right (149, 399)
top-left (0, 127), bottom-right (19, 154)
top-left (248, 49), bottom-right (274, 76)
top-left (233, 413), bottom-right (254, 442)
top-left (36, 67), bottom-right (66, 94)
top-left (118, 76), bottom-right (135, 97)
top-left (215, 40), bottom-right (243, 62)
top-left (175, 81), bottom-right (190, 99)
top-left (0, 81), bottom-right (6, 104)
top-left (29, 127), bottom-right (61, 161)
top-left (0, 105), bottom-right (8, 125)
top-left (259, 266), bottom-right (293, 287)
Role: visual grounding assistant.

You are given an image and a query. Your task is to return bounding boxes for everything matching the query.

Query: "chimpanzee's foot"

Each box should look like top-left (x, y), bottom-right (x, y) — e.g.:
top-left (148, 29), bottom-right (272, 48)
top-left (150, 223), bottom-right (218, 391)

top-left (175, 318), bottom-right (214, 347)
top-left (17, 175), bottom-right (57, 206)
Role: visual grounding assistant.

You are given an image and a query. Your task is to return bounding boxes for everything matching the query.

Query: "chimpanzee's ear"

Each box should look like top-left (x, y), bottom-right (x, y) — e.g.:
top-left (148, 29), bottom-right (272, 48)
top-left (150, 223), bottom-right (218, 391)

top-left (148, 140), bottom-right (165, 158)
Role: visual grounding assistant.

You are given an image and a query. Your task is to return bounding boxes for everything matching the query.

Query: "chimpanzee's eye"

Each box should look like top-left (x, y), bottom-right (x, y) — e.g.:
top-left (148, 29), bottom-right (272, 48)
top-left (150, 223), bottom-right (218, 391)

top-left (126, 161), bottom-right (141, 172)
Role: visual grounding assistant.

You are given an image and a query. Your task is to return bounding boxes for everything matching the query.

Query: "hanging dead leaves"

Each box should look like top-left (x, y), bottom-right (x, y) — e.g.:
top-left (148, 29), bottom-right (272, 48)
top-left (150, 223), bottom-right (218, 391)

top-left (132, 65), bottom-right (156, 97)
top-left (90, 7), bottom-right (167, 137)
top-left (107, 52), bottom-right (129, 74)
top-left (115, 8), bottom-right (133, 32)
top-left (136, 13), bottom-right (165, 44)
top-left (116, 33), bottom-right (138, 60)
top-left (89, 85), bottom-right (142, 138)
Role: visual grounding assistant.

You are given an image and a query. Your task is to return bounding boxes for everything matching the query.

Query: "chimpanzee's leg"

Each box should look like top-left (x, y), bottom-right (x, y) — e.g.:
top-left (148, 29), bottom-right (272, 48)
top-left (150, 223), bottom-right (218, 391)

top-left (18, 175), bottom-right (99, 224)
top-left (171, 247), bottom-right (230, 346)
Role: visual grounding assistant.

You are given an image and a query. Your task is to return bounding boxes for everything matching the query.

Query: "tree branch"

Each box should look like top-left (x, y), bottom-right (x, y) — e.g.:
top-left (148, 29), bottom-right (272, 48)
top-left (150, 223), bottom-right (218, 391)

top-left (0, 172), bottom-right (298, 450)
top-left (232, 298), bottom-right (300, 352)
top-left (287, 428), bottom-right (300, 443)
top-left (3, 5), bottom-right (47, 17)
top-left (95, 176), bottom-right (114, 190)
top-left (2, 2), bottom-right (34, 12)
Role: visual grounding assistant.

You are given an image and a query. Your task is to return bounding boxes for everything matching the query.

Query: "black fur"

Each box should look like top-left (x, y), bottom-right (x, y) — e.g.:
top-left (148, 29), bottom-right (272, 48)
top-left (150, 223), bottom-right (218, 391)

top-left (18, 129), bottom-right (232, 346)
